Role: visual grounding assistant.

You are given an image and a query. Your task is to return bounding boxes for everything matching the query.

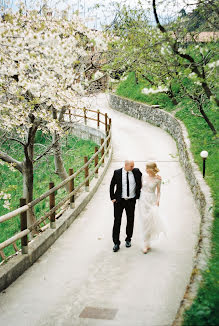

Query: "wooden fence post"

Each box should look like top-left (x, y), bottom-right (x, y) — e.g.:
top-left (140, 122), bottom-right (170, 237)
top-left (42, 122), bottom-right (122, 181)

top-left (105, 113), bottom-right (108, 134)
top-left (95, 146), bottom-right (98, 178)
top-left (0, 250), bottom-right (6, 260)
top-left (69, 168), bottom-right (75, 208)
top-left (84, 108), bottom-right (87, 125)
top-left (49, 182), bottom-right (56, 229)
top-left (97, 110), bottom-right (100, 129)
top-left (106, 125), bottom-right (110, 156)
top-left (20, 198), bottom-right (28, 254)
top-left (84, 156), bottom-right (89, 191)
top-left (13, 242), bottom-right (19, 252)
top-left (101, 138), bottom-right (104, 166)
top-left (109, 118), bottom-right (112, 148)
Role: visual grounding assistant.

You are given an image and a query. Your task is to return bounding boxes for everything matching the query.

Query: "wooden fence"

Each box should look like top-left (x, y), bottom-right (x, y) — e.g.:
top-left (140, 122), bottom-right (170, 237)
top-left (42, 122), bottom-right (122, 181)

top-left (0, 107), bottom-right (112, 260)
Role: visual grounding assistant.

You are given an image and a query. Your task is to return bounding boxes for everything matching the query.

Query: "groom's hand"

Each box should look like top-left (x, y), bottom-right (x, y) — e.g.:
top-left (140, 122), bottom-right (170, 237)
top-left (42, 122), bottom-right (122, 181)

top-left (112, 199), bottom-right (116, 203)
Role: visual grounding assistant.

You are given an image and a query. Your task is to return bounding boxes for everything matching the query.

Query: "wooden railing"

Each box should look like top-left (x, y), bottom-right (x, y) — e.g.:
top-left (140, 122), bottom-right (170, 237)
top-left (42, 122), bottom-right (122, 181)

top-left (0, 107), bottom-right (112, 260)
top-left (66, 107), bottom-right (110, 133)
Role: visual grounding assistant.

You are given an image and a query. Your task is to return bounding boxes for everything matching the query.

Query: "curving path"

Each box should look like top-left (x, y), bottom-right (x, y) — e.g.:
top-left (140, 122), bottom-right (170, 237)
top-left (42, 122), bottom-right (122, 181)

top-left (0, 93), bottom-right (200, 326)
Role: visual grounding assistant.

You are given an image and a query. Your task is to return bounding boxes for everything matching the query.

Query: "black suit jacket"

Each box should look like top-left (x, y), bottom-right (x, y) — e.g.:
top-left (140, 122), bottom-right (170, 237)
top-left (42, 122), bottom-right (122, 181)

top-left (110, 168), bottom-right (142, 201)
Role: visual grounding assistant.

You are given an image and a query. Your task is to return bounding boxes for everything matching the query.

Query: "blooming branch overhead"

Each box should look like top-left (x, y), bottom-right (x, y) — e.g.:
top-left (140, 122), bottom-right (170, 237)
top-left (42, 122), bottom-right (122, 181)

top-left (0, 10), bottom-right (108, 216)
top-left (0, 10), bottom-right (108, 134)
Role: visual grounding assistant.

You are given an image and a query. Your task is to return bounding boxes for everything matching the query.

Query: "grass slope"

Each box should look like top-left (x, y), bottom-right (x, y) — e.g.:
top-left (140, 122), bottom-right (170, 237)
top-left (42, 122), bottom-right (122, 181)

top-left (116, 72), bottom-right (176, 112)
top-left (0, 132), bottom-right (98, 261)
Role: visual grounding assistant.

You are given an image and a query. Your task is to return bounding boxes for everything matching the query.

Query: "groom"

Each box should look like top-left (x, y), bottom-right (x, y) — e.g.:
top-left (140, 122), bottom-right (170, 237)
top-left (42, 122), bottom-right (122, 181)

top-left (110, 160), bottom-right (142, 252)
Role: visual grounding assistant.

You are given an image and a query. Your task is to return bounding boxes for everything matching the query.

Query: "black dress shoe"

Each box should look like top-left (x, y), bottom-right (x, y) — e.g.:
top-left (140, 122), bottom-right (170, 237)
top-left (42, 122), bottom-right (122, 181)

top-left (113, 244), bottom-right (120, 252)
top-left (125, 241), bottom-right (131, 248)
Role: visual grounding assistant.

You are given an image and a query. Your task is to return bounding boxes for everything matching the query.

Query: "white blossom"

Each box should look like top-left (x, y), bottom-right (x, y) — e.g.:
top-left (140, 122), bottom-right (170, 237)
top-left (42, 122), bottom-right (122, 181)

top-left (0, 12), bottom-right (108, 135)
top-left (207, 60), bottom-right (219, 68)
top-left (142, 86), bottom-right (168, 94)
top-left (94, 71), bottom-right (104, 79)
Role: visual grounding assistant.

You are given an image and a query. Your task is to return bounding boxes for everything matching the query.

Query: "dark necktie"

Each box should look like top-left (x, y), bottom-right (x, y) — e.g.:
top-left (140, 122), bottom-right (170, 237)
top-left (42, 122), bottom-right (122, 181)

top-left (126, 172), bottom-right (130, 197)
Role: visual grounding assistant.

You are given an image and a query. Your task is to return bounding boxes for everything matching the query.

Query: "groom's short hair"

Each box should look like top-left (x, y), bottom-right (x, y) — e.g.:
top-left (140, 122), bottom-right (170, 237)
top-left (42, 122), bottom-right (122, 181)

top-left (125, 160), bottom-right (134, 165)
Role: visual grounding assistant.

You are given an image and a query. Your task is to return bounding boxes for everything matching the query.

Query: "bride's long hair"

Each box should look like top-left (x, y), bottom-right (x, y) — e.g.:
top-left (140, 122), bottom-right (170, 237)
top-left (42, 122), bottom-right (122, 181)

top-left (146, 162), bottom-right (160, 174)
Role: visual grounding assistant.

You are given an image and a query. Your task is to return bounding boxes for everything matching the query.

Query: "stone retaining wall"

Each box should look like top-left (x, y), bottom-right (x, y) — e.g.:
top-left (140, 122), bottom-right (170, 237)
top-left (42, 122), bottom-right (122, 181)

top-left (109, 94), bottom-right (213, 325)
top-left (65, 122), bottom-right (104, 145)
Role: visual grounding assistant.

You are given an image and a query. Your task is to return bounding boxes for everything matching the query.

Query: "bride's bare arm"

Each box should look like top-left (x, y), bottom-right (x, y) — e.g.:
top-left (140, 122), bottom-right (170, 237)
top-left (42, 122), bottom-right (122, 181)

top-left (156, 178), bottom-right (161, 206)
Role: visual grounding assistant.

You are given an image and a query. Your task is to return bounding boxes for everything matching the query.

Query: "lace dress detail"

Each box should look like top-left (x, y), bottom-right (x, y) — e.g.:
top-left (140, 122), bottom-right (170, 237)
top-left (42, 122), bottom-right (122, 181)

top-left (137, 175), bottom-right (166, 247)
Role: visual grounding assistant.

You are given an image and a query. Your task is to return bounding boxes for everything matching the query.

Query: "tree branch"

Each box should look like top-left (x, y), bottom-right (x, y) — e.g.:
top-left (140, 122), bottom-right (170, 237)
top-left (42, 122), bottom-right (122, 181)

top-left (33, 135), bottom-right (62, 163)
top-left (58, 106), bottom-right (68, 122)
top-left (7, 138), bottom-right (25, 147)
top-left (152, 0), bottom-right (219, 106)
top-left (0, 151), bottom-right (23, 173)
top-left (191, 109), bottom-right (204, 118)
top-left (152, 0), bottom-right (166, 33)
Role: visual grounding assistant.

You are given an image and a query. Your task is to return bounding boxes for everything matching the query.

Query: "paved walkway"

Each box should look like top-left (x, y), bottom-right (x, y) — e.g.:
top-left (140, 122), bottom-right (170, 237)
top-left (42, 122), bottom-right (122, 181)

top-left (0, 94), bottom-right (200, 326)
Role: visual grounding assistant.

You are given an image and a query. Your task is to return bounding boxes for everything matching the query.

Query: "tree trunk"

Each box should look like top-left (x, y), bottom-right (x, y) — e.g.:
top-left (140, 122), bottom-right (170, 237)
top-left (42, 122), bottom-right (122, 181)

top-left (23, 114), bottom-right (39, 233)
top-left (53, 131), bottom-right (69, 192)
top-left (198, 103), bottom-right (217, 135)
top-left (201, 81), bottom-right (219, 106)
top-left (134, 71), bottom-right (139, 84)
top-left (170, 96), bottom-right (178, 106)
top-left (166, 85), bottom-right (178, 105)
top-left (52, 106), bottom-right (69, 192)
top-left (22, 160), bottom-right (36, 227)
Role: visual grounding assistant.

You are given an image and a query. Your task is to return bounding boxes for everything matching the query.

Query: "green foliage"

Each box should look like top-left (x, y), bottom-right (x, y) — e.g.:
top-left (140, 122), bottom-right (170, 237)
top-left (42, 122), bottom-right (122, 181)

top-left (183, 0), bottom-right (219, 32)
top-left (116, 72), bottom-right (175, 111)
top-left (107, 1), bottom-right (218, 135)
top-left (0, 133), bottom-right (98, 261)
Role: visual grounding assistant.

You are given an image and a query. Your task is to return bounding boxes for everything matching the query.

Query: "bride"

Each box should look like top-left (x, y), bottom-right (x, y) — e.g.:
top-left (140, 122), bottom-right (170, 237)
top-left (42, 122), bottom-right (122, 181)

top-left (138, 162), bottom-right (166, 254)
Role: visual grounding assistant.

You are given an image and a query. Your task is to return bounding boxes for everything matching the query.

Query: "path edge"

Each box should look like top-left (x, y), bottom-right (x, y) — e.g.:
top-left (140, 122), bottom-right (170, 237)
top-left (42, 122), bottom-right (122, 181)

top-left (0, 129), bottom-right (113, 293)
top-left (109, 93), bottom-right (214, 326)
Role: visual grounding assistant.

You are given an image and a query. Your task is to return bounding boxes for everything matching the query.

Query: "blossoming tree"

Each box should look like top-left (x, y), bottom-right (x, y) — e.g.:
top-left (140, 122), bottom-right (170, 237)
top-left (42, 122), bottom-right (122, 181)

top-left (0, 8), bottom-right (107, 226)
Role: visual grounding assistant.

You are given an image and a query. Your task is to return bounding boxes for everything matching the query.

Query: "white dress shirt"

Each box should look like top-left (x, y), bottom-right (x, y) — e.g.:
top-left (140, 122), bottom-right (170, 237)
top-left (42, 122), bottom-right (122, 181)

top-left (122, 168), bottom-right (136, 199)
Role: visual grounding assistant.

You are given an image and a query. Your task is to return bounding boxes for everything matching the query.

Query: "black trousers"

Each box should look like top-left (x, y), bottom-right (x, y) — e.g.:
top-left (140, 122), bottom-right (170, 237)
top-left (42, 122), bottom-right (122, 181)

top-left (112, 198), bottom-right (136, 245)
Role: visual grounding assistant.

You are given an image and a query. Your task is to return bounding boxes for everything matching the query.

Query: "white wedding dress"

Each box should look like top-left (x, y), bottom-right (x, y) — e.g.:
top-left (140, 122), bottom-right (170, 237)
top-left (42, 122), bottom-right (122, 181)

top-left (137, 175), bottom-right (166, 248)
